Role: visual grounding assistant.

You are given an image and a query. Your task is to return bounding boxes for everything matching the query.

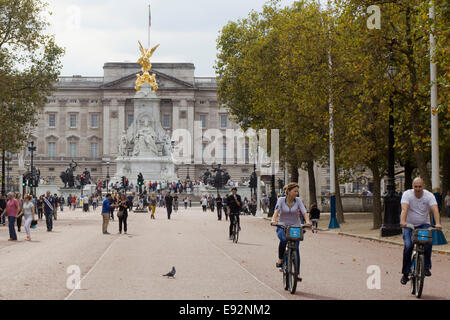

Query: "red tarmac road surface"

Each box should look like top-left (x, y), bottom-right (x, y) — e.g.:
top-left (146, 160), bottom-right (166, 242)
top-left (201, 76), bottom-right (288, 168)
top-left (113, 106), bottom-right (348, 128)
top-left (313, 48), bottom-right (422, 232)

top-left (0, 207), bottom-right (449, 300)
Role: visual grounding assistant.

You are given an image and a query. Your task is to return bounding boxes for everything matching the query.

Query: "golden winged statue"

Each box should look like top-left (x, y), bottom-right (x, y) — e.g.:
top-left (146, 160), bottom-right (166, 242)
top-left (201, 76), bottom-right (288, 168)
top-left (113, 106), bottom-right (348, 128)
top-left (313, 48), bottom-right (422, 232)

top-left (135, 41), bottom-right (160, 92)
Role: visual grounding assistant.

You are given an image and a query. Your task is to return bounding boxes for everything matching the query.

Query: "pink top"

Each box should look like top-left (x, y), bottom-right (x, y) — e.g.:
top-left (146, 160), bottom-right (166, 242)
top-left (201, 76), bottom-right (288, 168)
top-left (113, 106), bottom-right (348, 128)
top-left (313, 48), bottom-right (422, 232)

top-left (6, 198), bottom-right (19, 217)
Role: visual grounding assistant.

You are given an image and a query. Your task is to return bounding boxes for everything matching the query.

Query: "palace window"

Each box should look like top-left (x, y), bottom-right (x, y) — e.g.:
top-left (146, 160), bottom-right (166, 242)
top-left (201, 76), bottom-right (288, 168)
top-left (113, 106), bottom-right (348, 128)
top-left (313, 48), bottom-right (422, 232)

top-left (48, 142), bottom-right (56, 157)
top-left (200, 115), bottom-right (207, 128)
top-left (69, 114), bottom-right (77, 128)
top-left (90, 143), bottom-right (98, 158)
top-left (220, 115), bottom-right (227, 128)
top-left (90, 114), bottom-right (99, 128)
top-left (69, 142), bottom-right (77, 158)
top-left (48, 114), bottom-right (56, 128)
top-left (163, 114), bottom-right (171, 128)
top-left (127, 114), bottom-right (134, 128)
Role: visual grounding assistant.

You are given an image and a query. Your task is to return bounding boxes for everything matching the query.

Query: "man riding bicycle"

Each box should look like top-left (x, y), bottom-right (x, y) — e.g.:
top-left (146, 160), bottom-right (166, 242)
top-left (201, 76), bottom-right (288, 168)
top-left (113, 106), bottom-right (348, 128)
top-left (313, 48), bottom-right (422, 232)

top-left (399, 177), bottom-right (442, 285)
top-left (227, 187), bottom-right (242, 240)
top-left (271, 183), bottom-right (311, 277)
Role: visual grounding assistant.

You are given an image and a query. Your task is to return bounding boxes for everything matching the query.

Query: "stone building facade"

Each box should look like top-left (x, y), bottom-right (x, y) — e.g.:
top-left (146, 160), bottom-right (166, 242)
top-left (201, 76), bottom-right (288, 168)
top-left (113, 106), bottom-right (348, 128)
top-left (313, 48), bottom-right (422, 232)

top-left (9, 62), bottom-right (284, 188)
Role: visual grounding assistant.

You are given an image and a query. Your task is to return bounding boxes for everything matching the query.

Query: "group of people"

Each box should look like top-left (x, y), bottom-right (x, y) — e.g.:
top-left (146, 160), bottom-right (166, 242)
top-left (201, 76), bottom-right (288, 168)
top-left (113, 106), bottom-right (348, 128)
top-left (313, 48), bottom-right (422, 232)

top-left (0, 191), bottom-right (61, 241)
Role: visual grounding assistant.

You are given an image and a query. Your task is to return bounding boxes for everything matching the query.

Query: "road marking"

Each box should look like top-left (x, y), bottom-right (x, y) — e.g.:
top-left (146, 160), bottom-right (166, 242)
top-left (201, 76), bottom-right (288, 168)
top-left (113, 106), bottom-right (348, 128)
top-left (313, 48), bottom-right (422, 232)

top-left (64, 236), bottom-right (120, 300)
top-left (202, 235), bottom-right (287, 300)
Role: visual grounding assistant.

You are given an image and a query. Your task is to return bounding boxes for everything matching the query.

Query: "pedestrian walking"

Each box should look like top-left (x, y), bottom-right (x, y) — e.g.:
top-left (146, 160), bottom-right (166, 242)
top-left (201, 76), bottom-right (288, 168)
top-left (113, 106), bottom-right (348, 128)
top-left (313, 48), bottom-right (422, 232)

top-left (0, 192), bottom-right (19, 241)
top-left (15, 193), bottom-right (23, 232)
top-left (92, 196), bottom-right (98, 211)
top-left (0, 194), bottom-right (6, 226)
top-left (164, 192), bottom-right (174, 220)
top-left (117, 194), bottom-right (129, 234)
top-left (37, 195), bottom-right (44, 220)
top-left (223, 194), bottom-right (228, 221)
top-left (71, 196), bottom-right (76, 210)
top-left (101, 194), bottom-right (116, 234)
top-left (216, 194), bottom-right (223, 220)
top-left (201, 196), bottom-right (207, 212)
top-left (173, 194), bottom-right (179, 212)
top-left (53, 193), bottom-right (59, 220)
top-left (16, 195), bottom-right (36, 241)
top-left (149, 193), bottom-right (157, 219)
top-left (209, 196), bottom-right (215, 212)
top-left (309, 203), bottom-right (321, 233)
top-left (110, 194), bottom-right (117, 221)
top-left (183, 196), bottom-right (188, 210)
top-left (82, 194), bottom-right (89, 212)
top-left (43, 191), bottom-right (56, 232)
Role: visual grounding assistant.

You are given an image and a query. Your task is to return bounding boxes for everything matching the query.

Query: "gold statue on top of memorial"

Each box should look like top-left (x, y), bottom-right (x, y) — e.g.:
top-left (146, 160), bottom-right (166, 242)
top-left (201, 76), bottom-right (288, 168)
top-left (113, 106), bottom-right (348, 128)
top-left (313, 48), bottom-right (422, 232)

top-left (135, 40), bottom-right (160, 92)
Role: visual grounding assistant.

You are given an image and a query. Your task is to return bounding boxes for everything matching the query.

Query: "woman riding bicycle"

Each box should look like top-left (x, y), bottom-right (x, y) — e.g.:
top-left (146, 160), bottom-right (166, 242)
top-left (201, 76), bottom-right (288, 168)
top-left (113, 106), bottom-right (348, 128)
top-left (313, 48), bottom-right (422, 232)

top-left (271, 183), bottom-right (311, 274)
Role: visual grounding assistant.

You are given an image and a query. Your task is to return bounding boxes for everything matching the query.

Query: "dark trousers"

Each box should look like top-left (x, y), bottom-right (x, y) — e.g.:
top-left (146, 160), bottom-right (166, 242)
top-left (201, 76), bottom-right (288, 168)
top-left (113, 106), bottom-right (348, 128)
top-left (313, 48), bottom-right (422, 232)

top-left (167, 206), bottom-right (172, 219)
top-left (229, 214), bottom-right (240, 237)
top-left (16, 216), bottom-right (22, 232)
top-left (38, 209), bottom-right (43, 220)
top-left (210, 205), bottom-right (215, 212)
top-left (217, 207), bottom-right (222, 220)
top-left (202, 205), bottom-right (207, 212)
top-left (119, 214), bottom-right (128, 233)
top-left (8, 216), bottom-right (17, 240)
top-left (1, 213), bottom-right (6, 225)
top-left (223, 207), bottom-right (228, 221)
top-left (44, 212), bottom-right (53, 231)
top-left (402, 224), bottom-right (432, 275)
top-left (110, 208), bottom-right (115, 220)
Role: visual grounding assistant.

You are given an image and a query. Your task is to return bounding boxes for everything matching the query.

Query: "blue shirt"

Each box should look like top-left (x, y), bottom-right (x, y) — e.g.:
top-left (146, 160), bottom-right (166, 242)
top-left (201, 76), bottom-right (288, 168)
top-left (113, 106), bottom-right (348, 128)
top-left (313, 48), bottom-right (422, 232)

top-left (102, 198), bottom-right (111, 214)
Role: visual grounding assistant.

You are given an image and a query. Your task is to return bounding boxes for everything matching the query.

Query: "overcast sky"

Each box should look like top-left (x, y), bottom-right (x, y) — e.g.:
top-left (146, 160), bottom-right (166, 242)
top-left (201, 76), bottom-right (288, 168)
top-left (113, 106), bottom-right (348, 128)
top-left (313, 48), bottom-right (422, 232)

top-left (45, 0), bottom-right (294, 77)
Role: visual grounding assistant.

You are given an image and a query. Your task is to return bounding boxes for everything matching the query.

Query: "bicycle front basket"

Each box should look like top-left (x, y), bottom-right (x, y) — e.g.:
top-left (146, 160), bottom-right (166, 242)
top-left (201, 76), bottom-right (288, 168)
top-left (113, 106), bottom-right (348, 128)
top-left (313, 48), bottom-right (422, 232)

top-left (286, 226), bottom-right (303, 241)
top-left (412, 229), bottom-right (432, 245)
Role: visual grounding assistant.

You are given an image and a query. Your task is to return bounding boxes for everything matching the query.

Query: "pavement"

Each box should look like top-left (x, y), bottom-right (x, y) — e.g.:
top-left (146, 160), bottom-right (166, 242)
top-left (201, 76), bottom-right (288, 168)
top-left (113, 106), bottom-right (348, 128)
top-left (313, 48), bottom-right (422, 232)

top-left (0, 207), bottom-right (449, 300)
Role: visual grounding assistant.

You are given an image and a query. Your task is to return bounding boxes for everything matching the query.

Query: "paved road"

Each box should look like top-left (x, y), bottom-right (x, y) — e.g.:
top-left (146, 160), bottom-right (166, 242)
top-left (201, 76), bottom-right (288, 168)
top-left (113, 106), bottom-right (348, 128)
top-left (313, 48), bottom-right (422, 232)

top-left (0, 206), bottom-right (449, 300)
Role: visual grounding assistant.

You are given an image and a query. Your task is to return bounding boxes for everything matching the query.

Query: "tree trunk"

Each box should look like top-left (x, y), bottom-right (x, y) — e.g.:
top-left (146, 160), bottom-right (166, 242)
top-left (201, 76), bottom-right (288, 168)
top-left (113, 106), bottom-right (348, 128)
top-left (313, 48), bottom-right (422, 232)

top-left (334, 164), bottom-right (345, 223)
top-left (370, 164), bottom-right (383, 229)
top-left (290, 164), bottom-right (299, 183)
top-left (404, 159), bottom-right (414, 190)
top-left (442, 146), bottom-right (450, 216)
top-left (307, 160), bottom-right (317, 209)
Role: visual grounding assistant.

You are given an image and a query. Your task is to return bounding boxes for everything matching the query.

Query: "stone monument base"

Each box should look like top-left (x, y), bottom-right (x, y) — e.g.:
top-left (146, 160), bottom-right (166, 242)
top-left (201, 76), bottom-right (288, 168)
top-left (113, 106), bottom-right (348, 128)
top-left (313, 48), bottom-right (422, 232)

top-left (114, 156), bottom-right (178, 184)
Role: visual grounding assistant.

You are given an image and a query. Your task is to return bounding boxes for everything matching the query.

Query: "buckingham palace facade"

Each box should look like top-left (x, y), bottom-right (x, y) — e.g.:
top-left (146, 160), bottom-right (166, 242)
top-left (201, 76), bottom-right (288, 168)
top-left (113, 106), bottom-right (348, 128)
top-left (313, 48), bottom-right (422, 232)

top-left (10, 62), bottom-right (284, 187)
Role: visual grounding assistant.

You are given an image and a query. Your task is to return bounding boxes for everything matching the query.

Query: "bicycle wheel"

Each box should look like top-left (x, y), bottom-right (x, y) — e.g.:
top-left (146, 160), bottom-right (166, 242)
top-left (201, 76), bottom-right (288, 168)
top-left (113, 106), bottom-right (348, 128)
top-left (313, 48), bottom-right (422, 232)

top-left (410, 254), bottom-right (416, 295)
top-left (288, 249), bottom-right (298, 294)
top-left (283, 252), bottom-right (289, 291)
top-left (415, 254), bottom-right (425, 298)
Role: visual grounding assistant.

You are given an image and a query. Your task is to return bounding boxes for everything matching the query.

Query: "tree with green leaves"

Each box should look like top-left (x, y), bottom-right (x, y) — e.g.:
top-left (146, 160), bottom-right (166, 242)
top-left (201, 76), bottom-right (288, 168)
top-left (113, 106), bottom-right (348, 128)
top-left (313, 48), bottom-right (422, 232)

top-left (0, 0), bottom-right (64, 154)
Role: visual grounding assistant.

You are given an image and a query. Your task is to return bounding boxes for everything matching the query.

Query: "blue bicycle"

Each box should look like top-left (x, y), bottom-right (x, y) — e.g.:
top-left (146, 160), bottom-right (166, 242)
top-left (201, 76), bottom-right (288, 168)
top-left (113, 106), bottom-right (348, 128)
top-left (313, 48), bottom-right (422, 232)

top-left (404, 224), bottom-right (436, 299)
top-left (271, 222), bottom-right (309, 294)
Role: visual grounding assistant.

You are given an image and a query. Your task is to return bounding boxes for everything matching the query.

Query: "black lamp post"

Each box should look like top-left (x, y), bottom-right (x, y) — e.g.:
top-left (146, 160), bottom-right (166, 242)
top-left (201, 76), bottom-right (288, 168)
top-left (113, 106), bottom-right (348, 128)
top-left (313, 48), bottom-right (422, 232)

top-left (381, 39), bottom-right (402, 237)
top-left (28, 142), bottom-right (36, 197)
top-left (5, 152), bottom-right (12, 193)
top-left (268, 165), bottom-right (277, 218)
top-left (106, 161), bottom-right (110, 194)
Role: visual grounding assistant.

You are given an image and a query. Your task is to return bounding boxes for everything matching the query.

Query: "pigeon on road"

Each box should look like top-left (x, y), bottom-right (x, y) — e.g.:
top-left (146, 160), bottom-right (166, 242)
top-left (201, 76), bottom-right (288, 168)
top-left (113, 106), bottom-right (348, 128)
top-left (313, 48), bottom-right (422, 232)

top-left (162, 266), bottom-right (176, 278)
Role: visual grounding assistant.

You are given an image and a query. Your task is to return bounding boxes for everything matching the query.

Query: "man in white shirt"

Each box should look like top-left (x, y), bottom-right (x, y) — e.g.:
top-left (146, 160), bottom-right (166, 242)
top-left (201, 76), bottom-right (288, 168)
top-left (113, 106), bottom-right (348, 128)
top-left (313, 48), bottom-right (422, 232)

top-left (399, 177), bottom-right (442, 285)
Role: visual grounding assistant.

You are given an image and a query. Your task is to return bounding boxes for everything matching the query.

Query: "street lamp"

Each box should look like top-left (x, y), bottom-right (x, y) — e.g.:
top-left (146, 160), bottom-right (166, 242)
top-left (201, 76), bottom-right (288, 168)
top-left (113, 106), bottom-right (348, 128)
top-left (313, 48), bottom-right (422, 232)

top-left (28, 141), bottom-right (37, 197)
top-left (268, 164), bottom-right (277, 218)
top-left (106, 161), bottom-right (110, 194)
top-left (381, 38), bottom-right (402, 237)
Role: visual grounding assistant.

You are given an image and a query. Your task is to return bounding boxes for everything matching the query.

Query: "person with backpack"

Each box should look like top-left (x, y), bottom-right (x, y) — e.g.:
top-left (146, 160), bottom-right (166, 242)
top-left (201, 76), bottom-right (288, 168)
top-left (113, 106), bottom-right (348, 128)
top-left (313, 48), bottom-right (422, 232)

top-left (309, 203), bottom-right (321, 233)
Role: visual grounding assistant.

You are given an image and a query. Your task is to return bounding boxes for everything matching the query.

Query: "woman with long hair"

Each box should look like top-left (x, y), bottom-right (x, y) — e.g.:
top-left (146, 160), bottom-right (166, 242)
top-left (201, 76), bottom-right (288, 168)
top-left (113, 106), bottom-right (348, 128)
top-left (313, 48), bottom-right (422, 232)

top-left (16, 194), bottom-right (36, 241)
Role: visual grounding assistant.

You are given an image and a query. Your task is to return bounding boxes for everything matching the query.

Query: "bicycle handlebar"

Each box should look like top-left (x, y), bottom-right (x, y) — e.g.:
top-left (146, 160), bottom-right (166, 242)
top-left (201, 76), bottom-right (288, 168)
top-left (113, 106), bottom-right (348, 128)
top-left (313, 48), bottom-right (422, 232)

top-left (271, 222), bottom-right (311, 229)
top-left (403, 223), bottom-right (437, 231)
